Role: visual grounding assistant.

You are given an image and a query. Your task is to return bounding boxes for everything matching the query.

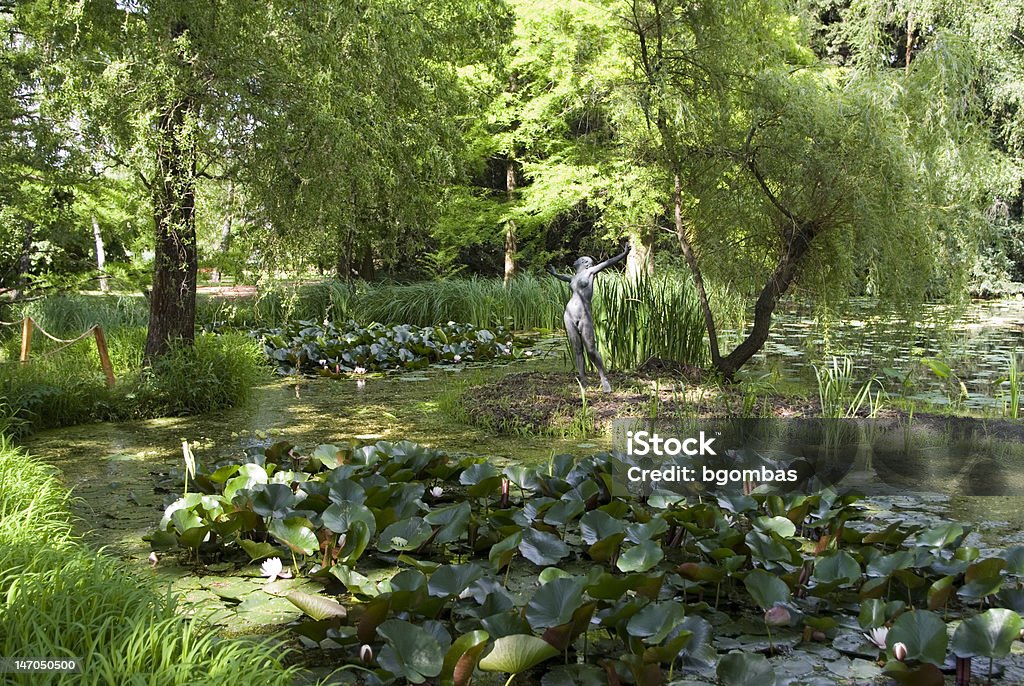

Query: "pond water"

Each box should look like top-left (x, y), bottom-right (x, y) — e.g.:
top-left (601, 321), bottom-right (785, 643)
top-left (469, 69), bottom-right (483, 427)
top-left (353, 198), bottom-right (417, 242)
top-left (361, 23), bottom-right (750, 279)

top-left (744, 297), bottom-right (1024, 410)
top-left (16, 298), bottom-right (1024, 684)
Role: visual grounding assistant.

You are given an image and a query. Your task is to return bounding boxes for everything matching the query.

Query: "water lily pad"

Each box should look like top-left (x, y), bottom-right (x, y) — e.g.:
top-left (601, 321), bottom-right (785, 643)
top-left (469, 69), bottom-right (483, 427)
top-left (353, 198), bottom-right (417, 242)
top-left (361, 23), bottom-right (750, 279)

top-left (950, 608), bottom-right (1022, 658)
top-left (286, 590), bottom-right (347, 621)
top-left (616, 540), bottom-right (663, 573)
top-left (478, 634), bottom-right (559, 674)
top-left (519, 527), bottom-right (570, 566)
top-left (744, 569), bottom-right (791, 609)
top-left (268, 518), bottom-right (318, 556)
top-left (378, 517), bottom-right (432, 552)
top-left (377, 618), bottom-right (444, 683)
top-left (716, 651), bottom-right (776, 686)
top-left (526, 576), bottom-right (585, 631)
top-left (887, 610), bottom-right (948, 666)
top-left (442, 630), bottom-right (489, 686)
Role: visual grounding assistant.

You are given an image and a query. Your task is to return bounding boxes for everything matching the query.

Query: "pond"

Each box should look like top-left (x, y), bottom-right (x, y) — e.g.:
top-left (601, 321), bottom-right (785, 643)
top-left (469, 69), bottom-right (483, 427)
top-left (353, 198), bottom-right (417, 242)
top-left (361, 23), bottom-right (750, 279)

top-left (17, 298), bottom-right (1024, 684)
top-left (745, 297), bottom-right (1024, 410)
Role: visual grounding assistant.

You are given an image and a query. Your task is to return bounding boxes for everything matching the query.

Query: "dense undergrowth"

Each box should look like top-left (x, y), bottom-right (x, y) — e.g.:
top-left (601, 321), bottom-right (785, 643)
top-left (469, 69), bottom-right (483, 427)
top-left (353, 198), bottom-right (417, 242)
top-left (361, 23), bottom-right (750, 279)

top-left (0, 441), bottom-right (299, 685)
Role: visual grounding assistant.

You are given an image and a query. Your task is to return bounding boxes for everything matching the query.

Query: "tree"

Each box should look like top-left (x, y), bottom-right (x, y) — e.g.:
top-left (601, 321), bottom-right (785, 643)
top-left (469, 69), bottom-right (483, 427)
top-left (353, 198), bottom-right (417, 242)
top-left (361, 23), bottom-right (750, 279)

top-left (622, 0), bottom-right (993, 378)
top-left (26, 0), bottom-right (509, 357)
top-left (440, 0), bottom-right (661, 276)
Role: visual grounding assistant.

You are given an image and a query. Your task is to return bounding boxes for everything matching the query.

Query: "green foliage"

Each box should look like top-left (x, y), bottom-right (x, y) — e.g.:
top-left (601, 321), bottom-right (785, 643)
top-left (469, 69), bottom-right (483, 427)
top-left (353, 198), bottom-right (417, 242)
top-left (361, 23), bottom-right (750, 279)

top-left (18, 293), bottom-right (148, 337)
top-left (0, 331), bottom-right (264, 436)
top-left (0, 443), bottom-right (298, 686)
top-left (150, 436), bottom-right (1024, 682)
top-left (593, 271), bottom-right (740, 369)
top-left (134, 333), bottom-right (266, 415)
top-left (257, 320), bottom-right (517, 375)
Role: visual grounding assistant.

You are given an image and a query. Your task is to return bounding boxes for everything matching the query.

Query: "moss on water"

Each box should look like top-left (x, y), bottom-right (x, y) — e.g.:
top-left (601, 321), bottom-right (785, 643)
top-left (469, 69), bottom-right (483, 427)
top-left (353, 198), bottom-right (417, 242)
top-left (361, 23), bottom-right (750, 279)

top-left (22, 358), bottom-right (600, 560)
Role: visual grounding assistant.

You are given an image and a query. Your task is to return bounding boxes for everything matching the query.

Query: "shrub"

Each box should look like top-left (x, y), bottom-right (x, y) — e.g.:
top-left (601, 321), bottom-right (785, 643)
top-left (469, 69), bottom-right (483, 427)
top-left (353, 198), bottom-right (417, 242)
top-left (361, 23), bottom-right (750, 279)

top-left (0, 332), bottom-right (265, 436)
top-left (132, 333), bottom-right (267, 416)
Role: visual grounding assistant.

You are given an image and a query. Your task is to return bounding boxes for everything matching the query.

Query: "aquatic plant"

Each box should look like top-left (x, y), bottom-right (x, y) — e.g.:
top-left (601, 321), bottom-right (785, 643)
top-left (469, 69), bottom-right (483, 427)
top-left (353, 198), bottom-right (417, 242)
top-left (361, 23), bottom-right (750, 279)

top-left (255, 320), bottom-right (518, 375)
top-left (814, 356), bottom-right (886, 418)
top-left (148, 437), bottom-right (1024, 684)
top-left (0, 441), bottom-right (298, 686)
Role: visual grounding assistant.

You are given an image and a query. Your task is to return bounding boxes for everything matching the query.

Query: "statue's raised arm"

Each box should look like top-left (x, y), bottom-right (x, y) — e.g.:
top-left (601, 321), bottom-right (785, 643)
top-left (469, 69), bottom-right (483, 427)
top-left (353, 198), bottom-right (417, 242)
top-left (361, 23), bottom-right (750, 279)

top-left (546, 264), bottom-right (572, 283)
top-left (588, 244), bottom-right (631, 275)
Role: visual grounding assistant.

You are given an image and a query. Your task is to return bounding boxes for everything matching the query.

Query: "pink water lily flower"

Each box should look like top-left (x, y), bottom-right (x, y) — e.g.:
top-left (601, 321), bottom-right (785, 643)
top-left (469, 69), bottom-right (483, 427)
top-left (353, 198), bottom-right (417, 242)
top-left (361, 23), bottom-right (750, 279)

top-left (864, 626), bottom-right (889, 650)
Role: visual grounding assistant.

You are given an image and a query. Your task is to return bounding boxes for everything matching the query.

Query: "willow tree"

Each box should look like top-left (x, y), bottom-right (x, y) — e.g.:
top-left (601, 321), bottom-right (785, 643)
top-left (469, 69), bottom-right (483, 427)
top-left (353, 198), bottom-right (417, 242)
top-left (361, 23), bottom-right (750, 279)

top-left (28, 0), bottom-right (508, 358)
top-left (621, 0), bottom-right (990, 378)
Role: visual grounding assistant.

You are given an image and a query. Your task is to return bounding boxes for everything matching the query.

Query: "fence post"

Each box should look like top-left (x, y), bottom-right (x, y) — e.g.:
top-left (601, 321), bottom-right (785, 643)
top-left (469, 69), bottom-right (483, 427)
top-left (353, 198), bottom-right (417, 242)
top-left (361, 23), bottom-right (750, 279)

top-left (19, 317), bottom-right (32, 365)
top-left (93, 326), bottom-right (116, 387)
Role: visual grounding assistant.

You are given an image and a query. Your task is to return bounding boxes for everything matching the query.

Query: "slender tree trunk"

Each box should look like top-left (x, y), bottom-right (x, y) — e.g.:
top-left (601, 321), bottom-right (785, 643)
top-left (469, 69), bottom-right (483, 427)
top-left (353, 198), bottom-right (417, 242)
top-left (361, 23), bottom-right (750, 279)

top-left (210, 181), bottom-right (234, 284)
top-left (672, 174), bottom-right (722, 370)
top-left (144, 95), bottom-right (198, 361)
top-left (905, 12), bottom-right (914, 74)
top-left (626, 219), bottom-right (656, 278)
top-left (92, 214), bottom-right (108, 293)
top-left (358, 242), bottom-right (375, 280)
top-left (716, 223), bottom-right (818, 378)
top-left (15, 221), bottom-right (33, 297)
top-left (504, 159), bottom-right (517, 285)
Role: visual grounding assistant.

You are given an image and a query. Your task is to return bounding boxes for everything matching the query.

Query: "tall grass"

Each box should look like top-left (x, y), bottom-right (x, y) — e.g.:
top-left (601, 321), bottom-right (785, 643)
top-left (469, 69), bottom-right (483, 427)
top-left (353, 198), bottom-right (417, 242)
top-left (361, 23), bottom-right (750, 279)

top-left (592, 272), bottom-right (739, 369)
top-left (0, 332), bottom-right (265, 436)
top-left (18, 293), bottom-right (149, 338)
top-left (814, 356), bottom-right (886, 418)
top-left (0, 442), bottom-right (298, 685)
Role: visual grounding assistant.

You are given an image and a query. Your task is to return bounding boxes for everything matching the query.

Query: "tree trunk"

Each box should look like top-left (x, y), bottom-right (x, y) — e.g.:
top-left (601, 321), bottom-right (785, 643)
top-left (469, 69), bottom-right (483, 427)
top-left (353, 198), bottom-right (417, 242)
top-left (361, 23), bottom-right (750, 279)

top-left (15, 221), bottom-right (33, 298)
top-left (144, 95), bottom-right (198, 361)
top-left (672, 174), bottom-right (722, 370)
top-left (357, 242), bottom-right (375, 280)
top-left (626, 219), bottom-right (656, 278)
top-left (210, 181), bottom-right (234, 284)
top-left (92, 214), bottom-right (109, 293)
top-left (504, 159), bottom-right (517, 285)
top-left (716, 223), bottom-right (818, 378)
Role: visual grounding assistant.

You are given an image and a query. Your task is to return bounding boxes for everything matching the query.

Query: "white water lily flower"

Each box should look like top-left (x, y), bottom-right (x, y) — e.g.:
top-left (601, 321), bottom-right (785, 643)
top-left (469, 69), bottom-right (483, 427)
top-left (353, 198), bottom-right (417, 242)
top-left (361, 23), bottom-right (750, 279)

top-left (864, 626), bottom-right (889, 650)
top-left (260, 557), bottom-right (293, 582)
top-left (353, 366), bottom-right (368, 375)
top-left (429, 486), bottom-right (443, 498)
top-left (453, 354), bottom-right (462, 363)
top-left (893, 641), bottom-right (908, 661)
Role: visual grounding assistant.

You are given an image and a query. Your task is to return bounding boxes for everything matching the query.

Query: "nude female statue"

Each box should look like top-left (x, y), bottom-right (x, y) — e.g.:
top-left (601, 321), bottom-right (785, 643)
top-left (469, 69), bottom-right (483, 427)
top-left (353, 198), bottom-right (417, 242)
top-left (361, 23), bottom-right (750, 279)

top-left (546, 244), bottom-right (630, 392)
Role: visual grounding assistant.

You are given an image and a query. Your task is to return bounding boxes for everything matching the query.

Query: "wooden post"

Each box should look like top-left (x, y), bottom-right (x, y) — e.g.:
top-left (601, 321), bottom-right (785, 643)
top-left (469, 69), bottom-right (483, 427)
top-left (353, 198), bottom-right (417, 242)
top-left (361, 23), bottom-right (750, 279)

top-left (19, 317), bottom-right (32, 365)
top-left (93, 326), bottom-right (115, 387)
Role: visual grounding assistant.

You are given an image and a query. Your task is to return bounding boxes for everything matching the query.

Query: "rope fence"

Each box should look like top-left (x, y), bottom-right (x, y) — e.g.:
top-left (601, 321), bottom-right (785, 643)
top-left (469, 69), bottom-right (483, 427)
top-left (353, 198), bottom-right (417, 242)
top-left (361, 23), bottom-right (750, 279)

top-left (1, 316), bottom-right (115, 387)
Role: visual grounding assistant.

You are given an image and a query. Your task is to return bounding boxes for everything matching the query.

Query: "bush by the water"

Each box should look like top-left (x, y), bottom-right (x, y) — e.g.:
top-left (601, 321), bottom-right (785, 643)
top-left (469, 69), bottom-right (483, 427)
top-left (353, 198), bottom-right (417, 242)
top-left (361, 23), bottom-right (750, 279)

top-left (256, 320), bottom-right (517, 374)
top-left (0, 332), bottom-right (265, 436)
top-left (0, 442), bottom-right (297, 685)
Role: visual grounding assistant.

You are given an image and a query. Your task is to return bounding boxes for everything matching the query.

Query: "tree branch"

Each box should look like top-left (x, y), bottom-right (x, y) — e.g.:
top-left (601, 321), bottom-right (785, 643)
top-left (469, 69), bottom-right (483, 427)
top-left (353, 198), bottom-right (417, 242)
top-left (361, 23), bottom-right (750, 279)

top-left (743, 123), bottom-right (799, 229)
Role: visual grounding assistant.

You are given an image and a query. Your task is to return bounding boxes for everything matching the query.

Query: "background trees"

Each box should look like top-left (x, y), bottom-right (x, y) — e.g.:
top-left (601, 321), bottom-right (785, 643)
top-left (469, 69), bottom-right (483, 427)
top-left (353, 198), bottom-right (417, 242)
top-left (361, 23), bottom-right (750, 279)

top-left (1, 0), bottom-right (1021, 373)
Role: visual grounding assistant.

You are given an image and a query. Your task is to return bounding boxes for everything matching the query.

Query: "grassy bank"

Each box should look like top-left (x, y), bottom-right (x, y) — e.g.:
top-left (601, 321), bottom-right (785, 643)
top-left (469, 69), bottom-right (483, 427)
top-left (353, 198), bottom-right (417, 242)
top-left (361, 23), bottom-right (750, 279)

top-left (0, 442), bottom-right (298, 685)
top-left (0, 332), bottom-right (265, 437)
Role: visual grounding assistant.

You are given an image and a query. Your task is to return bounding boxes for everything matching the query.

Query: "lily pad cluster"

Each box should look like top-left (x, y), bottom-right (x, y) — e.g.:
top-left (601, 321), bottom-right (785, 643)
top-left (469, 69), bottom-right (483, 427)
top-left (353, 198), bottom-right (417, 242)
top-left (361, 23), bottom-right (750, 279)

top-left (149, 440), bottom-right (1024, 685)
top-left (254, 320), bottom-right (517, 374)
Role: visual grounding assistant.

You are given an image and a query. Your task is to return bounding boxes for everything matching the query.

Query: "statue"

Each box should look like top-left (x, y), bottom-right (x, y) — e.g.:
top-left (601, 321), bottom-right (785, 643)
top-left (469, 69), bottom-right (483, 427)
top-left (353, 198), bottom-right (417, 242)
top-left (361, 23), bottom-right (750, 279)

top-left (547, 244), bottom-right (631, 392)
